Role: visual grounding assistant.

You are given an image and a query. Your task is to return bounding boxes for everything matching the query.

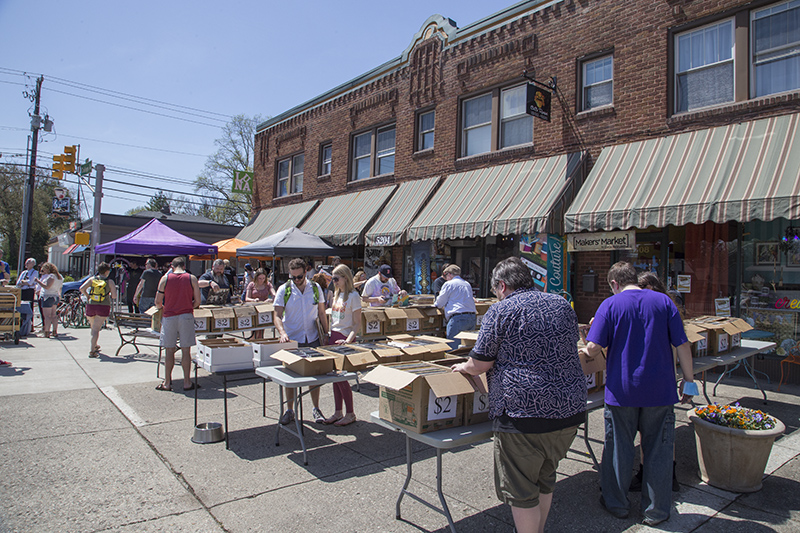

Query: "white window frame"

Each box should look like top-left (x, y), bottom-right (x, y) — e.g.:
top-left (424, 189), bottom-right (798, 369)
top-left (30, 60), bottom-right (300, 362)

top-left (461, 93), bottom-right (493, 157)
top-left (276, 153), bottom-right (304, 197)
top-left (417, 110), bottom-right (435, 151)
top-left (674, 19), bottom-right (735, 113)
top-left (320, 143), bottom-right (332, 176)
top-left (581, 55), bottom-right (614, 111)
top-left (351, 124), bottom-right (396, 181)
top-left (460, 83), bottom-right (533, 158)
top-left (500, 84), bottom-right (533, 149)
top-left (751, 0), bottom-right (800, 98)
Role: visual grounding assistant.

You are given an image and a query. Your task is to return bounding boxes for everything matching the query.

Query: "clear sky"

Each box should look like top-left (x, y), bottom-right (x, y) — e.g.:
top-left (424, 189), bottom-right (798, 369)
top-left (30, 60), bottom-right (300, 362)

top-left (0, 0), bottom-right (505, 219)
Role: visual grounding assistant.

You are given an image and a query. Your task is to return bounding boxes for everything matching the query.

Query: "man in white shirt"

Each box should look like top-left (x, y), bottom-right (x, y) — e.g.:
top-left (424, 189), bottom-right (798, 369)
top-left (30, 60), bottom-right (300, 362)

top-left (435, 264), bottom-right (477, 350)
top-left (362, 264), bottom-right (407, 307)
top-left (274, 258), bottom-right (329, 425)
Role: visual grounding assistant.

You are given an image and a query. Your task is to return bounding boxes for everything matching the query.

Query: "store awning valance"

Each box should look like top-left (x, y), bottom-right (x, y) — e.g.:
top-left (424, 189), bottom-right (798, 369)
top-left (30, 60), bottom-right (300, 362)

top-left (365, 177), bottom-right (440, 246)
top-left (565, 113), bottom-right (800, 233)
top-left (62, 244), bottom-right (77, 255)
top-left (236, 200), bottom-right (319, 243)
top-left (300, 185), bottom-right (396, 246)
top-left (407, 152), bottom-right (586, 241)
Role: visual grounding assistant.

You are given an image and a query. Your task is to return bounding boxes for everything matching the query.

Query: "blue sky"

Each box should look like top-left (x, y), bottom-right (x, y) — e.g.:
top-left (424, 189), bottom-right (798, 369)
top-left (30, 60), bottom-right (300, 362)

top-left (0, 0), bottom-right (504, 218)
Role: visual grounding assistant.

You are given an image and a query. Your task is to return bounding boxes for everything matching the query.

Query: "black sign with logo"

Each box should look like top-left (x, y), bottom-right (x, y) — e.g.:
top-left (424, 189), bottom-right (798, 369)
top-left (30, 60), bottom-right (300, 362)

top-left (526, 83), bottom-right (551, 122)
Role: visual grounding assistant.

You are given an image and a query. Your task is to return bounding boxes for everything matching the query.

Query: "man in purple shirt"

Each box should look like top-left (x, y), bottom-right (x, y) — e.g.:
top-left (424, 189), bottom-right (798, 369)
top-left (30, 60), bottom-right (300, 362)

top-left (581, 262), bottom-right (694, 526)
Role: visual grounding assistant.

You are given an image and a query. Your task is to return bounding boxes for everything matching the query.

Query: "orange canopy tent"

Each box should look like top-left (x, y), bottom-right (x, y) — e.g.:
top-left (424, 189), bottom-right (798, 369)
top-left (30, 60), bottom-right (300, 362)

top-left (189, 238), bottom-right (251, 261)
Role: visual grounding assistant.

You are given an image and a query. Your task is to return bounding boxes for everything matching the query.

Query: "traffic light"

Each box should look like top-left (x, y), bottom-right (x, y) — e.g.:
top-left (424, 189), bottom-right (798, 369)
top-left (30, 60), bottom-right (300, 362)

top-left (52, 154), bottom-right (65, 179)
top-left (63, 145), bottom-right (77, 172)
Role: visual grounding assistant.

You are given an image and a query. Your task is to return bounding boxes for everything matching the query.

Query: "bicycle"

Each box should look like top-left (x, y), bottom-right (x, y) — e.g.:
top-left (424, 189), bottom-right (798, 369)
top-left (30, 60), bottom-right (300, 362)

top-left (57, 294), bottom-right (88, 328)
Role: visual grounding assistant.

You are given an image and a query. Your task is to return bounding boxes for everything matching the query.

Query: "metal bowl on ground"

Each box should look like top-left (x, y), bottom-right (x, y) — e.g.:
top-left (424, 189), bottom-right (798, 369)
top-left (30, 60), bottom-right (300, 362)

top-left (192, 422), bottom-right (224, 444)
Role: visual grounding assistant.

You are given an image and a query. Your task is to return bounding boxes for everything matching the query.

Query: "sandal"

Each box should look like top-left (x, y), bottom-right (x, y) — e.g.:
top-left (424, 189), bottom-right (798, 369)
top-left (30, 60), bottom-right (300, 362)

top-left (155, 382), bottom-right (172, 391)
top-left (334, 413), bottom-right (356, 426)
top-left (89, 349), bottom-right (99, 358)
top-left (323, 413), bottom-right (343, 425)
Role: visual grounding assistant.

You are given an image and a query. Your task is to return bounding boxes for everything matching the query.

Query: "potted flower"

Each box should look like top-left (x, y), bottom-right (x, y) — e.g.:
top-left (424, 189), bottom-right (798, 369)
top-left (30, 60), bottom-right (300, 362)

top-left (687, 403), bottom-right (785, 492)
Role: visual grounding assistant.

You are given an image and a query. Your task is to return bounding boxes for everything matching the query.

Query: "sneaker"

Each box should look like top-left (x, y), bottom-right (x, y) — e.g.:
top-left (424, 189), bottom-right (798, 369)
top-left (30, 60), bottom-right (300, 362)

top-left (0, 360), bottom-right (11, 367)
top-left (280, 410), bottom-right (295, 425)
top-left (312, 407), bottom-right (325, 424)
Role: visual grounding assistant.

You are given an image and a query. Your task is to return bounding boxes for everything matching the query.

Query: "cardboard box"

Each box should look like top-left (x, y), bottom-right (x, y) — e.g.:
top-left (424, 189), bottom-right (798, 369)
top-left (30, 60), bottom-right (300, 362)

top-left (251, 339), bottom-right (298, 367)
top-left (361, 308), bottom-right (386, 337)
top-left (586, 371), bottom-right (605, 393)
top-left (685, 316), bottom-right (752, 356)
top-left (193, 307), bottom-right (213, 333)
top-left (144, 306), bottom-right (162, 332)
top-left (211, 307), bottom-right (237, 332)
top-left (385, 335), bottom-right (451, 361)
top-left (197, 337), bottom-right (242, 358)
top-left (404, 307), bottom-right (427, 333)
top-left (382, 307), bottom-right (407, 335)
top-left (365, 361), bottom-right (475, 434)
top-left (455, 330), bottom-right (478, 348)
top-left (420, 306), bottom-right (444, 332)
top-left (202, 339), bottom-right (253, 372)
top-left (234, 306), bottom-right (257, 330)
top-left (462, 373), bottom-right (490, 426)
top-left (271, 348), bottom-right (337, 376)
top-left (409, 294), bottom-right (435, 306)
top-left (683, 322), bottom-right (709, 357)
top-left (474, 300), bottom-right (495, 326)
top-left (255, 303), bottom-right (274, 326)
top-left (353, 341), bottom-right (403, 364)
top-left (315, 344), bottom-right (378, 371)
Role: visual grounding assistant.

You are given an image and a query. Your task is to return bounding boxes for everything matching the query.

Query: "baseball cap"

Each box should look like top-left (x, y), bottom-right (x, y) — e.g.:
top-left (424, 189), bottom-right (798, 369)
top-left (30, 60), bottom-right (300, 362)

top-left (244, 263), bottom-right (252, 270)
top-left (379, 264), bottom-right (392, 277)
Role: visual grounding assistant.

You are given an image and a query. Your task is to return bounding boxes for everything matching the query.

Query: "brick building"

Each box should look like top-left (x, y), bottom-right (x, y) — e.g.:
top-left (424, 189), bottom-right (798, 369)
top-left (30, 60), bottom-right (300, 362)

top-left (246, 0), bottom-right (800, 379)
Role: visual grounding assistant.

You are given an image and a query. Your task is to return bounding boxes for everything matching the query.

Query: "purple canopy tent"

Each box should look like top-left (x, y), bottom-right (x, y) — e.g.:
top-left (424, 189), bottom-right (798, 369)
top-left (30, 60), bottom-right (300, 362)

top-left (94, 218), bottom-right (218, 256)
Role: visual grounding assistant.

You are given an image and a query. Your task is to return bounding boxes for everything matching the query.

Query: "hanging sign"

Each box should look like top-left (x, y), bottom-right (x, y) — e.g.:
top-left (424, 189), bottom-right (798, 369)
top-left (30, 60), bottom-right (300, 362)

top-left (526, 83), bottom-right (552, 122)
top-left (231, 170), bottom-right (254, 194)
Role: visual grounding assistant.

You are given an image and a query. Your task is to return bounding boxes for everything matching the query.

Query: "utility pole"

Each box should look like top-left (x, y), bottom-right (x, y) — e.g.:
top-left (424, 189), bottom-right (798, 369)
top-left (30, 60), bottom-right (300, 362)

top-left (90, 164), bottom-right (104, 275)
top-left (17, 75), bottom-right (43, 276)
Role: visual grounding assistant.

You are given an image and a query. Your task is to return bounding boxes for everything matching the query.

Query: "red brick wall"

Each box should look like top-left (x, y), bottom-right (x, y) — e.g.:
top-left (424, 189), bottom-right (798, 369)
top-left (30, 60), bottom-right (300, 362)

top-left (573, 251), bottom-right (613, 323)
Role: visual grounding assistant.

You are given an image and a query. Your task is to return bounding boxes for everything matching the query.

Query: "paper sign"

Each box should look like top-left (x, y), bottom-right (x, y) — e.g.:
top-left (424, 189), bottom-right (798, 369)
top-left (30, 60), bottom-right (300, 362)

top-left (677, 275), bottom-right (691, 293)
top-left (193, 319), bottom-right (206, 331)
top-left (365, 319), bottom-right (381, 335)
top-left (715, 298), bottom-right (731, 317)
top-left (258, 313), bottom-right (273, 325)
top-left (215, 318), bottom-right (231, 329)
top-left (473, 392), bottom-right (489, 414)
top-left (427, 390), bottom-right (457, 421)
top-left (238, 316), bottom-right (253, 329)
top-left (406, 318), bottom-right (420, 331)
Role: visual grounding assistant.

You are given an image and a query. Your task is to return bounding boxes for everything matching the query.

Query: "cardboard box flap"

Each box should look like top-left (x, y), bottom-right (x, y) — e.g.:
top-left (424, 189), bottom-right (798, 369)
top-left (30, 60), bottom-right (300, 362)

top-left (344, 351), bottom-right (378, 367)
top-left (193, 308), bottom-right (213, 318)
top-left (234, 306), bottom-right (257, 317)
top-left (255, 303), bottom-right (274, 313)
top-left (405, 308), bottom-right (426, 320)
top-left (728, 318), bottom-right (753, 333)
top-left (423, 307), bottom-right (444, 317)
top-left (144, 306), bottom-right (160, 317)
top-left (363, 364), bottom-right (418, 390)
top-left (212, 307), bottom-right (236, 319)
top-left (383, 307), bottom-right (407, 320)
top-left (271, 348), bottom-right (334, 366)
top-left (469, 373), bottom-right (489, 394)
top-left (425, 372), bottom-right (475, 397)
top-left (362, 309), bottom-right (387, 322)
top-left (683, 323), bottom-right (707, 343)
top-left (455, 331), bottom-right (479, 342)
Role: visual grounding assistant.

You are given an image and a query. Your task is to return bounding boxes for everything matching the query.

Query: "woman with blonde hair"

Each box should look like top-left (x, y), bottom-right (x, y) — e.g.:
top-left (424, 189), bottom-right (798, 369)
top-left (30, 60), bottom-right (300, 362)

top-left (34, 262), bottom-right (63, 338)
top-left (323, 264), bottom-right (361, 426)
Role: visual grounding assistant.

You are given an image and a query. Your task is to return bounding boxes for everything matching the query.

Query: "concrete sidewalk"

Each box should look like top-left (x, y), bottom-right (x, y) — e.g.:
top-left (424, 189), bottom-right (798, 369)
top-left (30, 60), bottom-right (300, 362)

top-left (2, 323), bottom-right (800, 532)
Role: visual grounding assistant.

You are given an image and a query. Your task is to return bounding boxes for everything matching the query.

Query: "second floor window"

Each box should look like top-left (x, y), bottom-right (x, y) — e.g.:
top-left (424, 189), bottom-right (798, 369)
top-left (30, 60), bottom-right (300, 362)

top-left (320, 143), bottom-right (332, 176)
top-left (461, 83), bottom-right (533, 158)
top-left (582, 55), bottom-right (614, 110)
top-left (277, 153), bottom-right (303, 197)
top-left (752, 0), bottom-right (800, 97)
top-left (675, 20), bottom-right (734, 112)
top-left (417, 110), bottom-right (435, 151)
top-left (352, 124), bottom-right (395, 180)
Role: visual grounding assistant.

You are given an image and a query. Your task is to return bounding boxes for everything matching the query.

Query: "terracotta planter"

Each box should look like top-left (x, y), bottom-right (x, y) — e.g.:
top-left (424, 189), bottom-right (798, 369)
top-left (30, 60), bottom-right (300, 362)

top-left (687, 407), bottom-right (785, 492)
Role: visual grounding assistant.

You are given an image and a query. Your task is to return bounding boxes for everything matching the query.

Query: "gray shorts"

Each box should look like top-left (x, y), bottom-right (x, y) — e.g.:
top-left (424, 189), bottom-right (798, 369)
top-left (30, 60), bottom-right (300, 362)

top-left (160, 313), bottom-right (196, 349)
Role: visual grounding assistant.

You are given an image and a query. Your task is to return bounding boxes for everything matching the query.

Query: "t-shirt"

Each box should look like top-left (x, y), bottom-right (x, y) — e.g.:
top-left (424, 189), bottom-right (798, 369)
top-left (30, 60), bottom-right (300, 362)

top-left (362, 274), bottom-right (399, 306)
top-left (330, 290), bottom-right (362, 337)
top-left (587, 288), bottom-right (689, 408)
top-left (126, 268), bottom-right (142, 299)
top-left (199, 270), bottom-right (230, 304)
top-left (140, 268), bottom-right (162, 299)
top-left (246, 281), bottom-right (273, 302)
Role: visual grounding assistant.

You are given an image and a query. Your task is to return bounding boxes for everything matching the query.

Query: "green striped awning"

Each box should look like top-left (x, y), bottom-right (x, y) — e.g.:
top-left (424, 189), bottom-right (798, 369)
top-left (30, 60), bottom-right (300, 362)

top-left (236, 200), bottom-right (319, 242)
top-left (565, 113), bottom-right (800, 233)
top-left (407, 152), bottom-right (586, 241)
top-left (365, 176), bottom-right (440, 246)
top-left (301, 185), bottom-right (396, 245)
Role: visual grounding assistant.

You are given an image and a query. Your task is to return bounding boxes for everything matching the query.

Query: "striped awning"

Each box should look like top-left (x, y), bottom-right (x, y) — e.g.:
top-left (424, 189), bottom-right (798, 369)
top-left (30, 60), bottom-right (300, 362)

top-left (301, 186), bottom-right (396, 246)
top-left (236, 200), bottom-right (319, 242)
top-left (565, 113), bottom-right (800, 233)
top-left (71, 245), bottom-right (88, 254)
top-left (61, 244), bottom-right (77, 255)
top-left (407, 152), bottom-right (586, 241)
top-left (365, 176), bottom-right (440, 246)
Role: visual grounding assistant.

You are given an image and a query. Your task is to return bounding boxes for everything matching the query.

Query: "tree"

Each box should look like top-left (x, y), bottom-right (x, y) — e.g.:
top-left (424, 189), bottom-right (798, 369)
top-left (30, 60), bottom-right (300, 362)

top-left (0, 161), bottom-right (72, 270)
top-left (193, 114), bottom-right (264, 226)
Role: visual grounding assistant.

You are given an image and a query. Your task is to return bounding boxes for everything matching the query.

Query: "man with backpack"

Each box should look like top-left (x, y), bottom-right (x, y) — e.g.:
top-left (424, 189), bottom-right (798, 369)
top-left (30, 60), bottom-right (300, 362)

top-left (80, 262), bottom-right (117, 357)
top-left (273, 258), bottom-right (329, 425)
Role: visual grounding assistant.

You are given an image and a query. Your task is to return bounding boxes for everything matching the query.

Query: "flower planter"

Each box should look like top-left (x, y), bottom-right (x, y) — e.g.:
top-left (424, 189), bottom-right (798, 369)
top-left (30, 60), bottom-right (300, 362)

top-left (688, 407), bottom-right (785, 492)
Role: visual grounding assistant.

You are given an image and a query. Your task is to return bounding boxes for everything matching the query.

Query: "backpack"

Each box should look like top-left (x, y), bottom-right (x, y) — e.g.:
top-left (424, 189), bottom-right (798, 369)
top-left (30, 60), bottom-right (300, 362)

top-left (282, 281), bottom-right (320, 307)
top-left (88, 276), bottom-right (109, 303)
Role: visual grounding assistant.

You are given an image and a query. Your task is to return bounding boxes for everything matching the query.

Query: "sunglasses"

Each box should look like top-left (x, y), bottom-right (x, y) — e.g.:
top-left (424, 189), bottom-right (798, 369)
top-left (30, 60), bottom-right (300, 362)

top-left (291, 274), bottom-right (305, 281)
top-left (331, 276), bottom-right (340, 282)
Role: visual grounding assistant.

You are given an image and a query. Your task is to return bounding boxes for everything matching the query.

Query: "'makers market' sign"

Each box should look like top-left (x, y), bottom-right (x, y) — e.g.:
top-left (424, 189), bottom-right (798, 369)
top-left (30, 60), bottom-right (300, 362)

top-left (567, 230), bottom-right (636, 252)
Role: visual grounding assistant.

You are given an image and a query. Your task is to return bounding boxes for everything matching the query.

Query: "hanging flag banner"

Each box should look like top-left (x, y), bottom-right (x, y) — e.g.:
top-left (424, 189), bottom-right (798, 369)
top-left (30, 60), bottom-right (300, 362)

top-left (526, 83), bottom-right (552, 122)
top-left (232, 170), bottom-right (254, 194)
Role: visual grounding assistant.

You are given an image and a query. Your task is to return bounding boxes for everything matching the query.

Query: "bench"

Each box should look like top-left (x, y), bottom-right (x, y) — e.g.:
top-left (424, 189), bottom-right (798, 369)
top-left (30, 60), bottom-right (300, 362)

top-left (112, 311), bottom-right (163, 377)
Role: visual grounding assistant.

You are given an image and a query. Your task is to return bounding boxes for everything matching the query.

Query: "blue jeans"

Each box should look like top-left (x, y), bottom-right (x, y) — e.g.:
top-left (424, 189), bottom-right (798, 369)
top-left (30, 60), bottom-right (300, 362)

top-left (446, 313), bottom-right (476, 351)
top-left (139, 297), bottom-right (155, 313)
top-left (601, 405), bottom-right (675, 523)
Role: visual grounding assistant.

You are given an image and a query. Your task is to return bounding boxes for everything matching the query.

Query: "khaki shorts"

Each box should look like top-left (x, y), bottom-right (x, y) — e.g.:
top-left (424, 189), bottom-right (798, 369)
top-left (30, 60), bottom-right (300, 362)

top-left (494, 426), bottom-right (578, 508)
top-left (160, 313), bottom-right (196, 349)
